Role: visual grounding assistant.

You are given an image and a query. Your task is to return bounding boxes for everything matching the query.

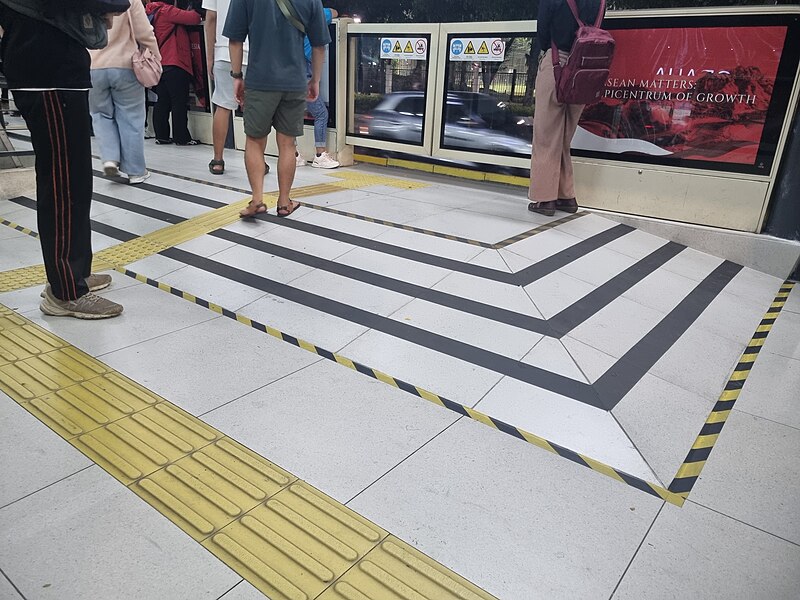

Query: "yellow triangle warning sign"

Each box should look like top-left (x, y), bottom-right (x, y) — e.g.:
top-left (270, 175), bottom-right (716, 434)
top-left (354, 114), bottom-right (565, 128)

top-left (465, 41), bottom-right (476, 54)
top-left (404, 41), bottom-right (414, 53)
top-left (478, 41), bottom-right (489, 54)
top-left (393, 41), bottom-right (402, 53)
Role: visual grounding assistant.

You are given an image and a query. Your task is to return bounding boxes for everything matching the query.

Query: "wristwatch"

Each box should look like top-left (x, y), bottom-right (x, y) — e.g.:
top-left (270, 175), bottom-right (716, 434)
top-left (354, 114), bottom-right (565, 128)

top-left (230, 70), bottom-right (244, 79)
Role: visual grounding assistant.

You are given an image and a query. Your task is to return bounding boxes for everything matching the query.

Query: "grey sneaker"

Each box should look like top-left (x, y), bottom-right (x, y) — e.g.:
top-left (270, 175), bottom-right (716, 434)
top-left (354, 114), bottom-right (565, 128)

top-left (40, 288), bottom-right (123, 319)
top-left (40, 273), bottom-right (112, 297)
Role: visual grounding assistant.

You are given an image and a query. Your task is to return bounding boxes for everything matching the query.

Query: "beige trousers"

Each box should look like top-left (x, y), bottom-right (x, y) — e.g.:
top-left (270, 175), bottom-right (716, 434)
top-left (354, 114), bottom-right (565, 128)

top-left (529, 50), bottom-right (585, 202)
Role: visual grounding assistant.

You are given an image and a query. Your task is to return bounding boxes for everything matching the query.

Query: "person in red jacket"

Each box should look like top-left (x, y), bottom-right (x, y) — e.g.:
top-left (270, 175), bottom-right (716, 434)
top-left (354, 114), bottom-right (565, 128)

top-left (146, 0), bottom-right (200, 144)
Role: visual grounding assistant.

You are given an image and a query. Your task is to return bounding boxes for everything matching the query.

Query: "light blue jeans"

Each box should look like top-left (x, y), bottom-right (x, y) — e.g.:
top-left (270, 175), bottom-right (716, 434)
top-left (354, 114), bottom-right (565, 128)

top-left (89, 68), bottom-right (147, 177)
top-left (306, 96), bottom-right (328, 147)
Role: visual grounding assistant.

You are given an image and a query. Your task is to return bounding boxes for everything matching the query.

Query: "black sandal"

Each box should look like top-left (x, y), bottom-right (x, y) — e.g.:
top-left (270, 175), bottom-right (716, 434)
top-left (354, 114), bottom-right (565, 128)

top-left (209, 159), bottom-right (225, 175)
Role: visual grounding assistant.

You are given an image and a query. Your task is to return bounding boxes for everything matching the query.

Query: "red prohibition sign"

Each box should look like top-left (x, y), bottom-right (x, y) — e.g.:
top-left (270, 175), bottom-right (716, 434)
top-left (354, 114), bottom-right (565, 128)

top-left (491, 39), bottom-right (504, 55)
top-left (415, 39), bottom-right (426, 54)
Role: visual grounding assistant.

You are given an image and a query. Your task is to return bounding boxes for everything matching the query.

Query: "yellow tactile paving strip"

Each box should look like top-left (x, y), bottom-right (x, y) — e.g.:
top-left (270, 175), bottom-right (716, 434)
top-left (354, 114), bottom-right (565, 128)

top-left (0, 304), bottom-right (497, 600)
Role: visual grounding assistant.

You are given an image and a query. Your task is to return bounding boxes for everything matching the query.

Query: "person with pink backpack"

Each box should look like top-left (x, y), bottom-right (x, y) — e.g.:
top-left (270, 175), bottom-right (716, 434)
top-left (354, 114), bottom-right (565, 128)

top-left (528, 0), bottom-right (613, 216)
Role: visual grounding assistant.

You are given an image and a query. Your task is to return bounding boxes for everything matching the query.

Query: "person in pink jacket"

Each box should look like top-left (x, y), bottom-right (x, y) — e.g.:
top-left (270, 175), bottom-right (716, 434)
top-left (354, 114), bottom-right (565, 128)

top-left (89, 0), bottom-right (161, 184)
top-left (146, 0), bottom-right (201, 145)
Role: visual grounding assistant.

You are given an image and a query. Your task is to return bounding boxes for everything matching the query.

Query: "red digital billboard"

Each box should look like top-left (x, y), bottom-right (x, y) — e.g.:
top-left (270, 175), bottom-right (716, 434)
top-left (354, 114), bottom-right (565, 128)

top-left (573, 19), bottom-right (798, 174)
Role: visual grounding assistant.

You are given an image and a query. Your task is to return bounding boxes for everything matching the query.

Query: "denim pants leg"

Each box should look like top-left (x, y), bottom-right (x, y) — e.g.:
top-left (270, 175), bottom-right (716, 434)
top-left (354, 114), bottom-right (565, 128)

top-left (89, 69), bottom-right (120, 165)
top-left (306, 96), bottom-right (328, 148)
top-left (110, 69), bottom-right (147, 176)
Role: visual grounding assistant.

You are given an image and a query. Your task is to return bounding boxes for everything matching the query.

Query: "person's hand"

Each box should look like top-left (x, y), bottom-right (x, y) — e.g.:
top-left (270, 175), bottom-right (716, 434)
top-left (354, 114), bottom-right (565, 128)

top-left (234, 77), bottom-right (245, 107)
top-left (307, 80), bottom-right (319, 102)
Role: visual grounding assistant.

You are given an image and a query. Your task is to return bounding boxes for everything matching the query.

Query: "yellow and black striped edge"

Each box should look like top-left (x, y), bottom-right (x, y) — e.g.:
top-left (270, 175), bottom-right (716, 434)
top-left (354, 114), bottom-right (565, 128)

top-left (117, 267), bottom-right (684, 506)
top-left (668, 281), bottom-right (796, 500)
top-left (0, 217), bottom-right (39, 239)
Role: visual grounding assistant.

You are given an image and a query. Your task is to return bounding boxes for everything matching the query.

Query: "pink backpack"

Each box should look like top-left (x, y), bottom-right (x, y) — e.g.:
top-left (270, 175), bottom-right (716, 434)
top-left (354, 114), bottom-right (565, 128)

top-left (552, 0), bottom-right (615, 105)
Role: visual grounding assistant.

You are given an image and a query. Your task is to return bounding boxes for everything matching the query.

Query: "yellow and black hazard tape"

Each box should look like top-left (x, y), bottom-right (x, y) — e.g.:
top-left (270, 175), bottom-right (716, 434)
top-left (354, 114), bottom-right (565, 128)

top-left (0, 217), bottom-right (39, 239)
top-left (668, 281), bottom-right (796, 499)
top-left (117, 266), bottom-right (684, 506)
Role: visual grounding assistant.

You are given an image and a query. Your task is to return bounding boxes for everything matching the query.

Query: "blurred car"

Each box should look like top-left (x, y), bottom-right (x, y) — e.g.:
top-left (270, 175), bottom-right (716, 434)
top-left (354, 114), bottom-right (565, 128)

top-left (356, 91), bottom-right (532, 156)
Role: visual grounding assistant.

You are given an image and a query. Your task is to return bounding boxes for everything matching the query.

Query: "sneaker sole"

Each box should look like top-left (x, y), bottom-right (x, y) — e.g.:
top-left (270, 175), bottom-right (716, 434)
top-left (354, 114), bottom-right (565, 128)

top-left (311, 163), bottom-right (339, 169)
top-left (40, 301), bottom-right (122, 319)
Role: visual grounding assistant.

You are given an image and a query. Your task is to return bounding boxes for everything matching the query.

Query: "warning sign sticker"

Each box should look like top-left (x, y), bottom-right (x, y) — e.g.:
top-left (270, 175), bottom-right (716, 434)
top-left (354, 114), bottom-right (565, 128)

top-left (380, 37), bottom-right (428, 61)
top-left (449, 37), bottom-right (505, 62)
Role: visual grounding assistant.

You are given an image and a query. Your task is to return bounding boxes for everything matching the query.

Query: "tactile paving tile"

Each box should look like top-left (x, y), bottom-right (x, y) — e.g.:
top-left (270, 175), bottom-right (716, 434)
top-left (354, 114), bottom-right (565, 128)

top-left (318, 536), bottom-right (498, 600)
top-left (0, 264), bottom-right (47, 292)
top-left (132, 437), bottom-right (297, 541)
top-left (0, 323), bottom-right (66, 364)
top-left (0, 306), bottom-right (28, 332)
top-left (327, 171), bottom-right (428, 190)
top-left (24, 372), bottom-right (163, 439)
top-left (72, 402), bottom-right (222, 484)
top-left (0, 347), bottom-right (107, 401)
top-left (203, 481), bottom-right (388, 600)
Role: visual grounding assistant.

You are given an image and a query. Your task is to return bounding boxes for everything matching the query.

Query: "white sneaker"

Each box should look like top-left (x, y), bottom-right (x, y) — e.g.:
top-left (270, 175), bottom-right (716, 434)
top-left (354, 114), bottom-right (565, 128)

top-left (128, 171), bottom-right (151, 185)
top-left (295, 153), bottom-right (306, 167)
top-left (103, 161), bottom-right (120, 177)
top-left (311, 152), bottom-right (340, 169)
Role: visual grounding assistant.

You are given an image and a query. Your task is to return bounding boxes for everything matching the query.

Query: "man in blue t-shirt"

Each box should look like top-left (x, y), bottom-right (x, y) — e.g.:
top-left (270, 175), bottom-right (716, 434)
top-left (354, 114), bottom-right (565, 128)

top-left (224, 0), bottom-right (330, 218)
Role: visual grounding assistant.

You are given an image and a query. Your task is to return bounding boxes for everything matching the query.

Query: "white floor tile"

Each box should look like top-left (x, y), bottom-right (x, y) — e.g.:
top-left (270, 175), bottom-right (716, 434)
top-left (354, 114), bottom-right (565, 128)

top-left (559, 247), bottom-right (638, 287)
top-left (102, 315), bottom-right (319, 415)
top-left (348, 418), bottom-right (663, 600)
top-left (0, 395), bottom-right (92, 507)
top-left (735, 351), bottom-right (800, 429)
top-left (0, 284), bottom-right (44, 315)
top-left (761, 309), bottom-right (800, 360)
top-left (613, 501), bottom-right (800, 600)
top-left (522, 337), bottom-right (589, 382)
top-left (340, 330), bottom-right (503, 408)
top-left (649, 326), bottom-right (745, 401)
top-left (602, 227), bottom-right (672, 260)
top-left (0, 205), bottom-right (38, 232)
top-left (434, 271), bottom-right (542, 316)
top-left (612, 374), bottom-right (713, 484)
top-left (783, 285), bottom-right (800, 314)
top-left (239, 293), bottom-right (368, 352)
top-left (372, 227), bottom-right (485, 262)
top-left (0, 573), bottom-right (23, 599)
top-left (622, 265), bottom-right (701, 314)
top-left (568, 296), bottom-right (666, 359)
top-left (204, 359), bottom-right (458, 502)
top-left (467, 248), bottom-right (513, 271)
top-left (296, 205), bottom-right (392, 238)
top-left (25, 282), bottom-right (216, 357)
top-left (335, 195), bottom-right (450, 225)
top-left (561, 336), bottom-right (617, 382)
top-left (158, 265), bottom-right (266, 311)
top-left (0, 467), bottom-right (241, 600)
top-left (524, 270), bottom-right (596, 318)
top-left (208, 242), bottom-right (313, 284)
top-left (690, 410), bottom-right (800, 544)
top-left (256, 221), bottom-right (355, 261)
top-left (289, 268), bottom-right (412, 317)
top-left (661, 247), bottom-right (723, 282)
top-left (91, 208), bottom-right (166, 237)
top-left (474, 377), bottom-right (656, 481)
top-left (550, 213), bottom-right (619, 240)
top-left (0, 225), bottom-right (26, 241)
top-left (722, 266), bottom-right (785, 308)
top-left (404, 209), bottom-right (529, 243)
top-left (123, 254), bottom-right (186, 279)
top-left (336, 247), bottom-right (452, 289)
top-left (389, 298), bottom-right (542, 360)
top-left (0, 235), bottom-right (41, 271)
top-left (396, 185), bottom-right (490, 209)
top-left (299, 188), bottom-right (378, 208)
top-left (136, 193), bottom-right (211, 219)
top-left (460, 195), bottom-right (551, 224)
top-left (694, 290), bottom-right (774, 347)
top-left (504, 228), bottom-right (585, 263)
top-left (218, 580), bottom-right (267, 600)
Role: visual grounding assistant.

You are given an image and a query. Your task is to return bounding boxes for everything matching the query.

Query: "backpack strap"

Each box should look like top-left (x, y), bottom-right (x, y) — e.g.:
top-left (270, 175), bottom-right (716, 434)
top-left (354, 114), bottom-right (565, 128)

top-left (275, 0), bottom-right (306, 34)
top-left (565, 0), bottom-right (584, 28)
top-left (594, 0), bottom-right (606, 27)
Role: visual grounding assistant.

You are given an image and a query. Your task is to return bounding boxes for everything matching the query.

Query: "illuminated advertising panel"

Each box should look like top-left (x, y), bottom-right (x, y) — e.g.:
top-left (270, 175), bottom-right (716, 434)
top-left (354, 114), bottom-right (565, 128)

top-left (573, 14), bottom-right (800, 175)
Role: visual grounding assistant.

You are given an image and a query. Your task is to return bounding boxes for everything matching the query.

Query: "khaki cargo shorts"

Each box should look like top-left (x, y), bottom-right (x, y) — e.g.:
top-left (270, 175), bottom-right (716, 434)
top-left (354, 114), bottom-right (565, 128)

top-left (243, 89), bottom-right (306, 138)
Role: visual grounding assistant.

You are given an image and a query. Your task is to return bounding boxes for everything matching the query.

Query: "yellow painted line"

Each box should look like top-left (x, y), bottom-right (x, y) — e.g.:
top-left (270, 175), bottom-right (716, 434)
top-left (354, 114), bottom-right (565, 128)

top-left (433, 164), bottom-right (486, 181)
top-left (0, 303), bottom-right (498, 600)
top-left (353, 154), bottom-right (388, 167)
top-left (485, 172), bottom-right (530, 187)
top-left (388, 157), bottom-right (435, 172)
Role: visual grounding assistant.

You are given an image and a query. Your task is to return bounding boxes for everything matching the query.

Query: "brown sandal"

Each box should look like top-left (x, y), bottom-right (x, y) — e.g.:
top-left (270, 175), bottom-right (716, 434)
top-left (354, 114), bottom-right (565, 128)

top-left (240, 202), bottom-right (267, 218)
top-left (276, 200), bottom-right (299, 217)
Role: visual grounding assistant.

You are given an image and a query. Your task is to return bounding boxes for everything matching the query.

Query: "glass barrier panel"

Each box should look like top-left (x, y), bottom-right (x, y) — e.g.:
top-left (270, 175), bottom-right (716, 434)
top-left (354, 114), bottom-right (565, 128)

top-left (348, 33), bottom-right (431, 146)
top-left (440, 33), bottom-right (535, 158)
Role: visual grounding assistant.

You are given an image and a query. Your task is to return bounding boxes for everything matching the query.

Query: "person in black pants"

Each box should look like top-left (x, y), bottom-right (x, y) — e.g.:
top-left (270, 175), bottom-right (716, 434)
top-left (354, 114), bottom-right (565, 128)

top-left (0, 0), bottom-right (125, 318)
top-left (147, 0), bottom-right (201, 144)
